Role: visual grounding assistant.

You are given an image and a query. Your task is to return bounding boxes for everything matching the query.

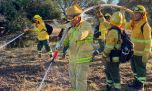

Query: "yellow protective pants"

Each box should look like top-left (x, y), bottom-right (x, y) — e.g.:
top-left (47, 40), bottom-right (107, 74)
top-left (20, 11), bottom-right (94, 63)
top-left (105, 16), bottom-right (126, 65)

top-left (69, 62), bottom-right (89, 91)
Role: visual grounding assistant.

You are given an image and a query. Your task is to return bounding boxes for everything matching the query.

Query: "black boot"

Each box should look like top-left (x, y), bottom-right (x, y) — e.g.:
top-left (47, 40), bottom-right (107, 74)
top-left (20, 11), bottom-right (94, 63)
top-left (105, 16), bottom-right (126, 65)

top-left (128, 80), bottom-right (138, 87)
top-left (105, 85), bottom-right (112, 91)
top-left (134, 81), bottom-right (144, 90)
top-left (112, 88), bottom-right (121, 91)
top-left (128, 80), bottom-right (144, 90)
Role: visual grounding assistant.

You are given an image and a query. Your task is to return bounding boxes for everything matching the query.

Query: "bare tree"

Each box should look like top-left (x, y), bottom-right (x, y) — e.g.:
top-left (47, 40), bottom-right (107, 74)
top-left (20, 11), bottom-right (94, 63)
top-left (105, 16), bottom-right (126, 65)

top-left (54, 0), bottom-right (105, 17)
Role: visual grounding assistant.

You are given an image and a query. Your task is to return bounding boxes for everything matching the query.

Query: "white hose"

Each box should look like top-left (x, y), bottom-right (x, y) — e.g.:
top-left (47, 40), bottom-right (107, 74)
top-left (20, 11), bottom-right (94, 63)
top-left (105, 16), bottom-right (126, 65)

top-left (81, 4), bottom-right (133, 16)
top-left (0, 33), bottom-right (24, 49)
top-left (37, 62), bottom-right (53, 91)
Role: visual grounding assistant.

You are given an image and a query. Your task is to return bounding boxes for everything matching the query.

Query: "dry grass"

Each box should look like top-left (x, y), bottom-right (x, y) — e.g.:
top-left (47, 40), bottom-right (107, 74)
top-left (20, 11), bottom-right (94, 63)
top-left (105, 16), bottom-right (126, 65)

top-left (0, 45), bottom-right (152, 91)
top-left (0, 29), bottom-right (152, 91)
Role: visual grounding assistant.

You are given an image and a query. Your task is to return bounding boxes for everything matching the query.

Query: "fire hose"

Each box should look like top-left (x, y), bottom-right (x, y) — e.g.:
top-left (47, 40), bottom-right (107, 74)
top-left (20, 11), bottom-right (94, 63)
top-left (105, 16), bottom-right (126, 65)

top-left (0, 33), bottom-right (25, 50)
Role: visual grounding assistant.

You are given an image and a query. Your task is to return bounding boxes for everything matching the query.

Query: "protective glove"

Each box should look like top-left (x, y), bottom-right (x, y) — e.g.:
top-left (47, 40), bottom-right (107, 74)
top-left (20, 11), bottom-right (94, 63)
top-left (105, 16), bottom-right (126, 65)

top-left (66, 22), bottom-right (72, 29)
top-left (93, 50), bottom-right (100, 56)
top-left (120, 8), bottom-right (125, 15)
top-left (142, 56), bottom-right (149, 63)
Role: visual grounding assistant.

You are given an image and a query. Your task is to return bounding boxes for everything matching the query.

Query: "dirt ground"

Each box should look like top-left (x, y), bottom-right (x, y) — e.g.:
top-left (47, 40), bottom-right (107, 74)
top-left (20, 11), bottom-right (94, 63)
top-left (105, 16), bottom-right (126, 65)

top-left (0, 28), bottom-right (152, 91)
top-left (0, 42), bottom-right (152, 91)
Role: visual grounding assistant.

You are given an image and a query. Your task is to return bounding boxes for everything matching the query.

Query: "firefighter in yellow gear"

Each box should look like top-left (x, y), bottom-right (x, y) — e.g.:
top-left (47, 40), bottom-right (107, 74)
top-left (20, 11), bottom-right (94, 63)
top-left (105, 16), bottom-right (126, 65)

top-left (24, 15), bottom-right (52, 58)
top-left (101, 12), bottom-right (123, 91)
top-left (126, 5), bottom-right (152, 90)
top-left (64, 4), bottom-right (94, 91)
top-left (93, 12), bottom-right (111, 55)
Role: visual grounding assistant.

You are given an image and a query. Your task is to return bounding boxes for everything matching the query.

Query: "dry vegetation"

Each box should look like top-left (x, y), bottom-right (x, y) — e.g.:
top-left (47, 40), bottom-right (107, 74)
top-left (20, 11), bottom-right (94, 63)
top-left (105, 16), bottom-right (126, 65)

top-left (0, 34), bottom-right (152, 91)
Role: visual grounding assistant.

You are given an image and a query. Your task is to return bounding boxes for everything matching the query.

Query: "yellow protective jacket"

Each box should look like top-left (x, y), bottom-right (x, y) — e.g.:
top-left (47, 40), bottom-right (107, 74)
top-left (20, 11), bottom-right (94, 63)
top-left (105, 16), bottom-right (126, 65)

top-left (103, 28), bottom-right (122, 62)
top-left (32, 19), bottom-right (49, 41)
top-left (64, 20), bottom-right (94, 64)
top-left (98, 17), bottom-right (110, 41)
top-left (126, 18), bottom-right (152, 57)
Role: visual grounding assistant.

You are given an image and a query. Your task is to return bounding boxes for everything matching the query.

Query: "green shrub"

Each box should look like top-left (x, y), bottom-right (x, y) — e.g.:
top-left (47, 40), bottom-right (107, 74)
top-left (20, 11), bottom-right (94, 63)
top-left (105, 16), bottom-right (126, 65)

top-left (26, 1), bottom-right (61, 20)
top-left (0, 0), bottom-right (61, 33)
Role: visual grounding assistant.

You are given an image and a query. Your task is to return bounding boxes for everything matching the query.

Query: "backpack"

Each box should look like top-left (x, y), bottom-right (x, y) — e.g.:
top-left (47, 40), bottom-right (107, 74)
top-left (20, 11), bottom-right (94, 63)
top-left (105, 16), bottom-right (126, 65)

top-left (109, 26), bottom-right (134, 63)
top-left (141, 22), bottom-right (147, 34)
top-left (45, 23), bottom-right (53, 35)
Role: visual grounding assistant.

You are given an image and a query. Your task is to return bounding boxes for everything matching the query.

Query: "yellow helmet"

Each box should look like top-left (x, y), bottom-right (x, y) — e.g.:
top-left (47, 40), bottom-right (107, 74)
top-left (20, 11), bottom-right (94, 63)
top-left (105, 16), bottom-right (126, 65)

top-left (133, 5), bottom-right (146, 13)
top-left (110, 12), bottom-right (123, 27)
top-left (33, 15), bottom-right (43, 23)
top-left (33, 15), bottom-right (42, 19)
top-left (66, 4), bottom-right (83, 16)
